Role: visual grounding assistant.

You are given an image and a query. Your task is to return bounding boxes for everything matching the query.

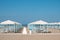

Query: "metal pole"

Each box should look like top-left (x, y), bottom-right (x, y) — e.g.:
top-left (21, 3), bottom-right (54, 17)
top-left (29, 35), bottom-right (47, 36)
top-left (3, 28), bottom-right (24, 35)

top-left (14, 23), bottom-right (17, 33)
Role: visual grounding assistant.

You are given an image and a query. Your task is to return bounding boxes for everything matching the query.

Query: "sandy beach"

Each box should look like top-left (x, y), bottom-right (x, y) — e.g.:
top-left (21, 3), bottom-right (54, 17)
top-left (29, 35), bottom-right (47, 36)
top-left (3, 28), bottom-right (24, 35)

top-left (0, 33), bottom-right (60, 40)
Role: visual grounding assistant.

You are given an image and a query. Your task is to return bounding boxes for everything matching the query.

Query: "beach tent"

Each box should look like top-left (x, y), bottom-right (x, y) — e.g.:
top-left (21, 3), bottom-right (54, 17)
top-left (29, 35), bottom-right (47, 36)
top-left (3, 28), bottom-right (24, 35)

top-left (0, 20), bottom-right (22, 33)
top-left (28, 20), bottom-right (48, 33)
top-left (28, 20), bottom-right (60, 33)
top-left (47, 22), bottom-right (60, 29)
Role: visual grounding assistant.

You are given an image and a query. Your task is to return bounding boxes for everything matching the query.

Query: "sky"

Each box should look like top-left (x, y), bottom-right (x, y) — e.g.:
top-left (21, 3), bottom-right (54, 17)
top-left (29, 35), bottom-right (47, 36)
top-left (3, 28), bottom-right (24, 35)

top-left (0, 0), bottom-right (60, 24)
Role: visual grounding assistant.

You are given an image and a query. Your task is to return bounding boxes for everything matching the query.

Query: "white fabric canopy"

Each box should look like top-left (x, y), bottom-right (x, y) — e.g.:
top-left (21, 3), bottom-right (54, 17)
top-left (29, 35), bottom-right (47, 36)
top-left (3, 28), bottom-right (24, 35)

top-left (29, 20), bottom-right (48, 25)
top-left (0, 20), bottom-right (20, 24)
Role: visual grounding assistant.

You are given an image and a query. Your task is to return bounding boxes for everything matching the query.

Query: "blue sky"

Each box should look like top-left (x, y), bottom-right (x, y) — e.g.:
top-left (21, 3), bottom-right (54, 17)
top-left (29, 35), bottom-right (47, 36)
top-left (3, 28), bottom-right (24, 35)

top-left (0, 0), bottom-right (60, 24)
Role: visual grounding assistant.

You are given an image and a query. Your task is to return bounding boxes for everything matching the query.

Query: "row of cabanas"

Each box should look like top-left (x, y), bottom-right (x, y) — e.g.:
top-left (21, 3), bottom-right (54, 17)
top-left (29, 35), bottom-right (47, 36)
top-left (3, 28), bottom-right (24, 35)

top-left (0, 20), bottom-right (60, 34)
top-left (28, 20), bottom-right (60, 33)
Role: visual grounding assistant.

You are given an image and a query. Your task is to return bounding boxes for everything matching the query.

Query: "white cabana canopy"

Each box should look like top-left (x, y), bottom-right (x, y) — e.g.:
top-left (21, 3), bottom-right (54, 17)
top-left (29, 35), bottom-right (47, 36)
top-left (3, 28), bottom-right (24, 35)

top-left (48, 22), bottom-right (60, 24)
top-left (29, 20), bottom-right (48, 25)
top-left (0, 20), bottom-right (20, 24)
top-left (57, 22), bottom-right (60, 24)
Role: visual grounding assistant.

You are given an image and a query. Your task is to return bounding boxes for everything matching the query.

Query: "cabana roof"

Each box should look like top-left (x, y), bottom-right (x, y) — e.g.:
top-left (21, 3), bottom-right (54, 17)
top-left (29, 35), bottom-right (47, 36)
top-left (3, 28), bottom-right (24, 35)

top-left (57, 22), bottom-right (60, 24)
top-left (29, 20), bottom-right (48, 25)
top-left (0, 20), bottom-right (20, 24)
top-left (48, 22), bottom-right (60, 24)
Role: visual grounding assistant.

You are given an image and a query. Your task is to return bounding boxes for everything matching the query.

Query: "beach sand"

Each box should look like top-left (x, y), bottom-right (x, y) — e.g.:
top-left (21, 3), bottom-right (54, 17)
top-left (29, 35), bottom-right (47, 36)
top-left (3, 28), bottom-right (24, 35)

top-left (0, 33), bottom-right (60, 40)
top-left (48, 28), bottom-right (60, 33)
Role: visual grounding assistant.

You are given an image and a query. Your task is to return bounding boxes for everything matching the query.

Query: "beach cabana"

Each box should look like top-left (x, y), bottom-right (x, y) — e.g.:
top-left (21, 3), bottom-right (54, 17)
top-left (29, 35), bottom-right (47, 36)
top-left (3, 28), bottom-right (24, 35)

top-left (0, 20), bottom-right (22, 33)
top-left (28, 20), bottom-right (60, 33)
top-left (28, 20), bottom-right (48, 33)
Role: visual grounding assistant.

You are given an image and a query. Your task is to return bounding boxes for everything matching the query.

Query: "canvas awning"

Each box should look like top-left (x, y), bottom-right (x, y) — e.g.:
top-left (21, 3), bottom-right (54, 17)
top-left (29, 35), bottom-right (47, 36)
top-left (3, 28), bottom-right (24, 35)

top-left (28, 20), bottom-right (48, 25)
top-left (0, 20), bottom-right (20, 24)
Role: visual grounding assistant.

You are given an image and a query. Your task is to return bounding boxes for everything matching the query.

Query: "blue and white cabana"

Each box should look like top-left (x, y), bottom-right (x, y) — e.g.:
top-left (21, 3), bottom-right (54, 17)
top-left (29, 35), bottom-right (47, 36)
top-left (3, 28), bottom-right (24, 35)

top-left (0, 20), bottom-right (22, 33)
top-left (28, 20), bottom-right (60, 33)
top-left (28, 20), bottom-right (48, 33)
